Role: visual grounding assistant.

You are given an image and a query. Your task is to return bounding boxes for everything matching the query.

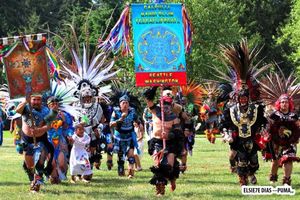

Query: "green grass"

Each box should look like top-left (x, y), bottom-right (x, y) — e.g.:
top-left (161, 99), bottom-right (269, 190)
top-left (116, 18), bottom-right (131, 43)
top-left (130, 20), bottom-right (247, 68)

top-left (0, 131), bottom-right (299, 200)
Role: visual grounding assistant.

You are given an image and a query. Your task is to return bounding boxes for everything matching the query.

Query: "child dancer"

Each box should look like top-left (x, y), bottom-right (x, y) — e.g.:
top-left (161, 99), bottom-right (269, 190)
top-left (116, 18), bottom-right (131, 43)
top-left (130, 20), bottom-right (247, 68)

top-left (69, 123), bottom-right (92, 183)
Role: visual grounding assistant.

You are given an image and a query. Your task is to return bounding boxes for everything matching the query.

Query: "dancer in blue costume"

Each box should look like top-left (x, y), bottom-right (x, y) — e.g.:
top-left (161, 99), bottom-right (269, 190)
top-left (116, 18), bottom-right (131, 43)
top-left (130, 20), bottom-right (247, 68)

top-left (110, 94), bottom-right (140, 178)
top-left (16, 94), bottom-right (55, 192)
top-left (47, 96), bottom-right (74, 184)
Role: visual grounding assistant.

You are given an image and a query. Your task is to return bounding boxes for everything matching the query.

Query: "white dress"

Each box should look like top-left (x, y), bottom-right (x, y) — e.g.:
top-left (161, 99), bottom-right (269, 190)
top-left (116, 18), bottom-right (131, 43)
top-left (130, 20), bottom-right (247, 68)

top-left (69, 133), bottom-right (92, 176)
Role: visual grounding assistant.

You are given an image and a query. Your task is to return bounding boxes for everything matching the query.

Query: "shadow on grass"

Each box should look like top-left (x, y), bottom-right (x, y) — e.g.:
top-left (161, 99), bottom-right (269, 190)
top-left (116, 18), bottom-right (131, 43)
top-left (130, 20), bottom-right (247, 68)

top-left (0, 145), bottom-right (15, 150)
top-left (43, 187), bottom-right (150, 199)
top-left (181, 179), bottom-right (237, 185)
top-left (0, 181), bottom-right (27, 186)
top-left (181, 191), bottom-right (243, 198)
top-left (92, 176), bottom-right (148, 184)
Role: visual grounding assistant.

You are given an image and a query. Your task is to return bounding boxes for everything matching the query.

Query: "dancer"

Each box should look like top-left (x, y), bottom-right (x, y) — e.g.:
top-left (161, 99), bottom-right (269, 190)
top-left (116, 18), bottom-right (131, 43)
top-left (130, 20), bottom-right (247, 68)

top-left (144, 86), bottom-right (184, 196)
top-left (217, 39), bottom-right (269, 186)
top-left (199, 82), bottom-right (223, 144)
top-left (54, 26), bottom-right (119, 172)
top-left (69, 122), bottom-right (92, 183)
top-left (47, 97), bottom-right (74, 183)
top-left (16, 94), bottom-right (55, 192)
top-left (110, 93), bottom-right (140, 178)
top-left (177, 81), bottom-right (202, 172)
top-left (99, 101), bottom-right (114, 170)
top-left (0, 85), bottom-right (9, 146)
top-left (259, 71), bottom-right (300, 185)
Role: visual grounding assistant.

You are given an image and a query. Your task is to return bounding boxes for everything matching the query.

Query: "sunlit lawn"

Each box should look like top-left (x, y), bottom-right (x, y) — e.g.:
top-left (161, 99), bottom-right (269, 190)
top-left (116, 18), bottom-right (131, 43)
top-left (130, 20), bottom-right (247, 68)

top-left (0, 131), bottom-right (299, 200)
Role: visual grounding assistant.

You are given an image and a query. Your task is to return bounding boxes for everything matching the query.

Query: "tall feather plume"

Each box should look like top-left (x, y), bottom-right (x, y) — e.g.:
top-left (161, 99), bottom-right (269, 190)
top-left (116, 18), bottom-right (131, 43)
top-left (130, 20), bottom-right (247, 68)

top-left (259, 67), bottom-right (300, 106)
top-left (215, 38), bottom-right (270, 101)
top-left (49, 25), bottom-right (119, 102)
top-left (49, 80), bottom-right (81, 118)
top-left (201, 81), bottom-right (220, 97)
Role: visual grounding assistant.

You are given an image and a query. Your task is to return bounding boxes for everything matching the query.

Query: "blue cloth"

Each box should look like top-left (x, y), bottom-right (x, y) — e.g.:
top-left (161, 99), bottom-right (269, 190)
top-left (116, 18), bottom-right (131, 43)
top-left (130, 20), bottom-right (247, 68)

top-left (22, 105), bottom-right (49, 127)
top-left (111, 107), bottom-right (140, 156)
top-left (47, 111), bottom-right (73, 160)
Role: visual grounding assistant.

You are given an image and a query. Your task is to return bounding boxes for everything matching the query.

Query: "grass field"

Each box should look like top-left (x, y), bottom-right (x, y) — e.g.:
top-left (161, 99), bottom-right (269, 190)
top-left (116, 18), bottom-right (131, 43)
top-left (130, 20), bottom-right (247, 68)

top-left (0, 131), bottom-right (299, 200)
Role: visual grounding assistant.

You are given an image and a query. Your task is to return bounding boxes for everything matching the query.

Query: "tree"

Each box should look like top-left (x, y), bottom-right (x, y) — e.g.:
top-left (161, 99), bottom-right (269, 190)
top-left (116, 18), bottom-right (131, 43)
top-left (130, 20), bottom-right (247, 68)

top-left (0, 0), bottom-right (28, 36)
top-left (22, 11), bottom-right (41, 34)
top-left (185, 0), bottom-right (242, 81)
top-left (228, 0), bottom-right (294, 74)
top-left (277, 0), bottom-right (300, 77)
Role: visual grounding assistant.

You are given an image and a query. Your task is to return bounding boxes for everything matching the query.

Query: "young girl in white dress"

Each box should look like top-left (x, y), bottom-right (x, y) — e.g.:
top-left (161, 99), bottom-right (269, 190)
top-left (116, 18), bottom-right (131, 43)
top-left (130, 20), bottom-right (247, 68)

top-left (69, 123), bottom-right (92, 183)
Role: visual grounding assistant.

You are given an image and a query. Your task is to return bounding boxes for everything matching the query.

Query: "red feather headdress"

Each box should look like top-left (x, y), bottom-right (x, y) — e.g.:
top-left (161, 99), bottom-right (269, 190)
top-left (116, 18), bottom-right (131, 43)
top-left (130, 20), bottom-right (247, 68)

top-left (214, 39), bottom-right (271, 102)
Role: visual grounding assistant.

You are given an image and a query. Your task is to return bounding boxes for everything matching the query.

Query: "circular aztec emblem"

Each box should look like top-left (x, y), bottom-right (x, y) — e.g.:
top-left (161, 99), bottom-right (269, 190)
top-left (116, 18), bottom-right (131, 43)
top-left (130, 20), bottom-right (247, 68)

top-left (137, 27), bottom-right (183, 72)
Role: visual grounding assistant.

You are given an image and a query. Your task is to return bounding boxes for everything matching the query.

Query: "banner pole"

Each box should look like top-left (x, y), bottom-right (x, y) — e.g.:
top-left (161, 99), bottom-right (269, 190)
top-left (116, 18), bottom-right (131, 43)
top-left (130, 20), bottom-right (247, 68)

top-left (160, 85), bottom-right (166, 150)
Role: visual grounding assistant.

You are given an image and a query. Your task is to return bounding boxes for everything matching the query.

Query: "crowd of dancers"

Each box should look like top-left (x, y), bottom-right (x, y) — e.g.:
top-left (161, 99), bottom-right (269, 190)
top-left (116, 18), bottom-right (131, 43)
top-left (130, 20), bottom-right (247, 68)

top-left (0, 39), bottom-right (299, 196)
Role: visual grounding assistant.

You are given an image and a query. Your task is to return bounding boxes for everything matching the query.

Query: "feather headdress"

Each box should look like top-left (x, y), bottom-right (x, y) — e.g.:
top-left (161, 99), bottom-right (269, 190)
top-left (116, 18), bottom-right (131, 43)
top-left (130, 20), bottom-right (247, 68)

top-left (109, 81), bottom-right (142, 116)
top-left (201, 81), bottom-right (220, 99)
top-left (51, 25), bottom-right (119, 103)
top-left (0, 84), bottom-right (9, 113)
top-left (179, 80), bottom-right (203, 107)
top-left (214, 39), bottom-right (270, 102)
top-left (0, 84), bottom-right (22, 119)
top-left (47, 80), bottom-right (80, 118)
top-left (259, 68), bottom-right (300, 108)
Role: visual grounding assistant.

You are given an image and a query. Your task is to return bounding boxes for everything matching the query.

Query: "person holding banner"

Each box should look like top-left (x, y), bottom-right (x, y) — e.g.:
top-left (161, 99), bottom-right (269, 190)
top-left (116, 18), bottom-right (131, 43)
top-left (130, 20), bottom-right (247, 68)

top-left (144, 86), bottom-right (184, 196)
top-left (16, 95), bottom-right (55, 192)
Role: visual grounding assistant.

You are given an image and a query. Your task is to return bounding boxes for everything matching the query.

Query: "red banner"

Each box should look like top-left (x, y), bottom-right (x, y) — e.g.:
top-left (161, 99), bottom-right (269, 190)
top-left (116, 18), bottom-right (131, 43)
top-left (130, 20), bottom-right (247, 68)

top-left (136, 72), bottom-right (187, 87)
top-left (3, 41), bottom-right (50, 99)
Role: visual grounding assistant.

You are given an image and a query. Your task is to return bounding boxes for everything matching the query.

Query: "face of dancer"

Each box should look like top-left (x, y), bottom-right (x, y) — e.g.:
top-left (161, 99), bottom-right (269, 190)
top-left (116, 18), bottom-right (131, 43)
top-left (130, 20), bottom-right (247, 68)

top-left (280, 99), bottom-right (289, 113)
top-left (239, 96), bottom-right (248, 107)
top-left (75, 124), bottom-right (84, 137)
top-left (48, 101), bottom-right (59, 111)
top-left (30, 96), bottom-right (42, 110)
top-left (120, 100), bottom-right (129, 112)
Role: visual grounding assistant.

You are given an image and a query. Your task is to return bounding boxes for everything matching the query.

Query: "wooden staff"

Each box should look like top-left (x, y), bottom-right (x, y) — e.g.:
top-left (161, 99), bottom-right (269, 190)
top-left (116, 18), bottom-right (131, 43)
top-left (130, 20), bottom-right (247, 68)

top-left (160, 86), bottom-right (166, 150)
top-left (28, 103), bottom-right (38, 147)
top-left (25, 87), bottom-right (38, 147)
